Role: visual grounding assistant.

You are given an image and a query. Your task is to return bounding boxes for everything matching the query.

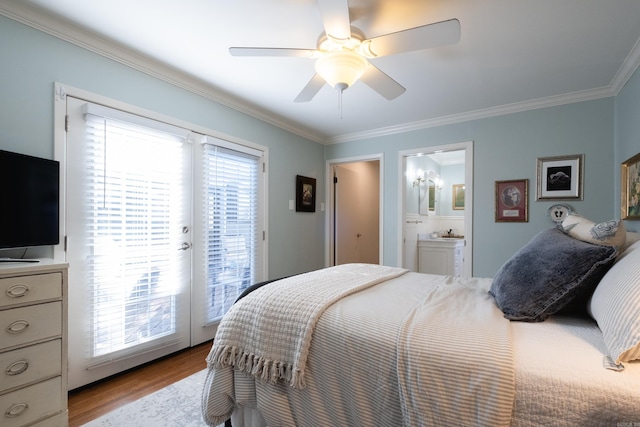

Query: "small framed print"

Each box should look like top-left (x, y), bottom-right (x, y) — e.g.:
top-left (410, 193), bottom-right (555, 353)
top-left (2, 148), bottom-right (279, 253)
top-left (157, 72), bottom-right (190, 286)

top-left (495, 179), bottom-right (528, 222)
top-left (536, 154), bottom-right (584, 200)
top-left (621, 152), bottom-right (640, 220)
top-left (452, 184), bottom-right (465, 210)
top-left (296, 175), bottom-right (316, 212)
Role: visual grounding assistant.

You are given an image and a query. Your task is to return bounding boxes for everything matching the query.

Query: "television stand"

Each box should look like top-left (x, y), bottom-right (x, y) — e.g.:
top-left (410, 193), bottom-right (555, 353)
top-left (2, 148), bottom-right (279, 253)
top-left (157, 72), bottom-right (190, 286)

top-left (0, 257), bottom-right (40, 263)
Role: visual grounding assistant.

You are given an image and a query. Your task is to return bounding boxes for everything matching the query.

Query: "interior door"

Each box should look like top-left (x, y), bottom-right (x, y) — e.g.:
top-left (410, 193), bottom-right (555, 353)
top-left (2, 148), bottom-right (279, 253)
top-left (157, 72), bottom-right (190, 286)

top-left (334, 161), bottom-right (380, 265)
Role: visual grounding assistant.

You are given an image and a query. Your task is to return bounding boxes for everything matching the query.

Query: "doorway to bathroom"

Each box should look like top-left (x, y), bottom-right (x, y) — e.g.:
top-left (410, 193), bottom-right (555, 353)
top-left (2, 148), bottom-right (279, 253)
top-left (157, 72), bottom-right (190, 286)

top-left (399, 142), bottom-right (473, 276)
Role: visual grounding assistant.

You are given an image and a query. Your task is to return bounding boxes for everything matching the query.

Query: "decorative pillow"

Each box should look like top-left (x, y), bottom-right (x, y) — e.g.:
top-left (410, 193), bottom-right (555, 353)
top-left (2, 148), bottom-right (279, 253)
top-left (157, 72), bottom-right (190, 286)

top-left (589, 240), bottom-right (640, 366)
top-left (489, 228), bottom-right (617, 322)
top-left (560, 214), bottom-right (626, 247)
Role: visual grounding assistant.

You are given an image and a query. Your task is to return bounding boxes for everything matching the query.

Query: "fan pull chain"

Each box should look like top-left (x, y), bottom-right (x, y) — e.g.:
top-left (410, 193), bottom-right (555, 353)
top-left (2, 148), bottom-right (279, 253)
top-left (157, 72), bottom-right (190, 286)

top-left (335, 82), bottom-right (348, 120)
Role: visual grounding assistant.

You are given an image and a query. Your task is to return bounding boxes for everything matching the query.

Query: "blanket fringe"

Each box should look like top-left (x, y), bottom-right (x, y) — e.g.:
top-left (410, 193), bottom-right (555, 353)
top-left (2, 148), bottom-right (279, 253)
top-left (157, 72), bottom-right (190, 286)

top-left (210, 345), bottom-right (304, 388)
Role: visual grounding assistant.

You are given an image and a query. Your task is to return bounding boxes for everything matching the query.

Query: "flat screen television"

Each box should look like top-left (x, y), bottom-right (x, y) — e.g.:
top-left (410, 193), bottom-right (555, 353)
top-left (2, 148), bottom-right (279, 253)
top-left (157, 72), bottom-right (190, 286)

top-left (0, 149), bottom-right (60, 257)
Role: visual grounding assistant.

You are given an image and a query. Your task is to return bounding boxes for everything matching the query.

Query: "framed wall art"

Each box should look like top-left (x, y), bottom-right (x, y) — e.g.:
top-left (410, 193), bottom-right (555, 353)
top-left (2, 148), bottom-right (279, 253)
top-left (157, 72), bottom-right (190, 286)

top-left (536, 154), bottom-right (584, 200)
top-left (296, 175), bottom-right (316, 212)
top-left (621, 152), bottom-right (640, 220)
top-left (495, 179), bottom-right (528, 222)
top-left (452, 184), bottom-right (465, 210)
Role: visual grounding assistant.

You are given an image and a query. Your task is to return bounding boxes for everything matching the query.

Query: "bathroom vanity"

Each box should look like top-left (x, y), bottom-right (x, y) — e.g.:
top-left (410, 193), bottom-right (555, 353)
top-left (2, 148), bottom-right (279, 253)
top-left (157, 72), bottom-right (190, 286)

top-left (417, 238), bottom-right (464, 276)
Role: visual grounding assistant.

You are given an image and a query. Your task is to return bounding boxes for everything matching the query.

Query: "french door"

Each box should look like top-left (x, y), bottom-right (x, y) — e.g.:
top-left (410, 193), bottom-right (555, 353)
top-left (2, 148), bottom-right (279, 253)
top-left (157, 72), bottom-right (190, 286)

top-left (65, 97), bottom-right (192, 388)
top-left (63, 95), bottom-right (265, 389)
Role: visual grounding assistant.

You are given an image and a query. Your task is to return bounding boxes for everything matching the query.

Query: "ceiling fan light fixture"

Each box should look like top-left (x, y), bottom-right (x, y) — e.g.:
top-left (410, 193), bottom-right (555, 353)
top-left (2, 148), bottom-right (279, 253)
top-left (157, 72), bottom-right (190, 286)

top-left (315, 50), bottom-right (368, 91)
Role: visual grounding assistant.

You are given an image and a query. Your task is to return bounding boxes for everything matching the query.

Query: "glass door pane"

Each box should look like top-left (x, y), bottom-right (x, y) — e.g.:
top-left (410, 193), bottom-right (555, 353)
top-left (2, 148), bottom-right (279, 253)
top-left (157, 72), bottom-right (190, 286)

top-left (65, 96), bottom-right (191, 389)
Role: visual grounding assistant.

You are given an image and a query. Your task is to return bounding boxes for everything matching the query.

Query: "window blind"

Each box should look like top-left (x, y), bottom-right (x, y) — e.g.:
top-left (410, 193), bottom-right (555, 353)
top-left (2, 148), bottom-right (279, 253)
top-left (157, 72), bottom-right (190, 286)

top-left (82, 107), bottom-right (189, 361)
top-left (199, 137), bottom-right (260, 323)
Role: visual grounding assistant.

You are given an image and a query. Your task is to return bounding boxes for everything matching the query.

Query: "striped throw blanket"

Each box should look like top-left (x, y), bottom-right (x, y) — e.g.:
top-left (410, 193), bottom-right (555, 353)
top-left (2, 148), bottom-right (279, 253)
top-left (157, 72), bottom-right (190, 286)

top-left (397, 276), bottom-right (515, 427)
top-left (207, 263), bottom-right (408, 389)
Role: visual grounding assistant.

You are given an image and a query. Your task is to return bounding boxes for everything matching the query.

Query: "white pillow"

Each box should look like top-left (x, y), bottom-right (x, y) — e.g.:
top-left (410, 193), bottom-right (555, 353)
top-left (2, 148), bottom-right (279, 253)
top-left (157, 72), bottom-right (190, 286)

top-left (589, 240), bottom-right (640, 366)
top-left (561, 214), bottom-right (626, 247)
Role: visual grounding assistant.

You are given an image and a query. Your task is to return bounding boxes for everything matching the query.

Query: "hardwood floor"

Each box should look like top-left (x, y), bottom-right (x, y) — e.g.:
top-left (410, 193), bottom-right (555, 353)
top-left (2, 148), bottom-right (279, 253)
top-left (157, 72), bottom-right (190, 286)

top-left (67, 341), bottom-right (212, 427)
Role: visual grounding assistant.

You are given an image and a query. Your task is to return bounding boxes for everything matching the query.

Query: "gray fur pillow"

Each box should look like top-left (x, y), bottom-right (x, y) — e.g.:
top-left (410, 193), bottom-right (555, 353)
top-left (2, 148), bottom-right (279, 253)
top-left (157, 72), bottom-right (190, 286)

top-left (489, 228), bottom-right (617, 322)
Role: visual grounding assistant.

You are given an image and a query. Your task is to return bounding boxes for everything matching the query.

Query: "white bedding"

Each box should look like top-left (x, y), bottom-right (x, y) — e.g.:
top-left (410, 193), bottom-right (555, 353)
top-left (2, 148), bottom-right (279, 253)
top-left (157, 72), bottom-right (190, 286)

top-left (510, 315), bottom-right (640, 427)
top-left (202, 269), bottom-right (640, 427)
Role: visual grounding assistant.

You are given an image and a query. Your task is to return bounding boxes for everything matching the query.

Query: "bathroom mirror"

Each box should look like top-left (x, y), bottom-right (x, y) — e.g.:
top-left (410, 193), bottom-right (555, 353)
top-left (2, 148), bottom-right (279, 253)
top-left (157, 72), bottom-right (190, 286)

top-left (419, 171), bottom-right (440, 216)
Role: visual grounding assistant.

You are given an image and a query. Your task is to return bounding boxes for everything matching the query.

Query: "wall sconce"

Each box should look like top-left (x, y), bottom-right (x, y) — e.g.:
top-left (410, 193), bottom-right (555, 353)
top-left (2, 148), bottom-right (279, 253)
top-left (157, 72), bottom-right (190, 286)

top-left (413, 169), bottom-right (426, 188)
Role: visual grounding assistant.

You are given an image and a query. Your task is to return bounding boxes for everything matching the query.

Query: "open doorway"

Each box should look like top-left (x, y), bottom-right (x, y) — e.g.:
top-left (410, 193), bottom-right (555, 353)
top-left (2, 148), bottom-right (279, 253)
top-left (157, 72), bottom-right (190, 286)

top-left (398, 142), bottom-right (473, 276)
top-left (326, 155), bottom-right (383, 266)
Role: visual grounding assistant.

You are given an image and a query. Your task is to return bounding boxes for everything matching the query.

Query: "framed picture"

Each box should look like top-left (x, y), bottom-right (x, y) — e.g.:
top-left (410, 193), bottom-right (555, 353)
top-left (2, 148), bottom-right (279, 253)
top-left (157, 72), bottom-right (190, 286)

top-left (452, 184), bottom-right (465, 210)
top-left (495, 179), bottom-right (528, 222)
top-left (536, 154), bottom-right (584, 200)
top-left (296, 175), bottom-right (316, 212)
top-left (621, 152), bottom-right (640, 220)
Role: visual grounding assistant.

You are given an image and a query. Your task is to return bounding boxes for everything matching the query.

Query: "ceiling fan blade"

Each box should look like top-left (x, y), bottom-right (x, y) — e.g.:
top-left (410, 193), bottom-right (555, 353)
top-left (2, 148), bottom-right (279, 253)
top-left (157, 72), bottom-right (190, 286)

top-left (359, 64), bottom-right (406, 100)
top-left (294, 74), bottom-right (326, 103)
top-left (364, 19), bottom-right (461, 57)
top-left (229, 47), bottom-right (316, 57)
top-left (316, 0), bottom-right (351, 41)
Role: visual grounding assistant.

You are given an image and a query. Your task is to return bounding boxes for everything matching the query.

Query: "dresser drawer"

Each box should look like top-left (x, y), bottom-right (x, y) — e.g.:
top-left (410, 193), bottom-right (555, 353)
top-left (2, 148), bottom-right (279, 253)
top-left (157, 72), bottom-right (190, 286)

top-left (0, 376), bottom-right (62, 427)
top-left (0, 340), bottom-right (62, 394)
top-left (0, 273), bottom-right (62, 309)
top-left (0, 302), bottom-right (62, 350)
top-left (30, 411), bottom-right (68, 427)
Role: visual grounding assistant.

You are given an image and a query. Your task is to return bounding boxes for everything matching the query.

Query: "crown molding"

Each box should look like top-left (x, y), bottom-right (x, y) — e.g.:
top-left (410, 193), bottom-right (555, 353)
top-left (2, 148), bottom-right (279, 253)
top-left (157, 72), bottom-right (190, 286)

top-left (0, 2), bottom-right (324, 144)
top-left (327, 85), bottom-right (615, 144)
top-left (326, 33), bottom-right (640, 145)
top-left (610, 35), bottom-right (640, 95)
top-left (3, 2), bottom-right (638, 147)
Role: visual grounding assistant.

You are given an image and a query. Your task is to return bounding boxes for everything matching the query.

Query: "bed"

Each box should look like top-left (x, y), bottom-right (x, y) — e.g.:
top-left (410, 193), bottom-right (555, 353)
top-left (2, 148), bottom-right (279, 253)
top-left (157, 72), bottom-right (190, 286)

top-left (201, 216), bottom-right (640, 427)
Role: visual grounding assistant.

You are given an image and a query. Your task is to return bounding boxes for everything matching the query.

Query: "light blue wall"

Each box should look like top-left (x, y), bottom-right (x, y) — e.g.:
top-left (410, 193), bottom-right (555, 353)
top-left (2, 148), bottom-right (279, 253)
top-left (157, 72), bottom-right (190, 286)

top-left (0, 15), bottom-right (325, 279)
top-left (2, 14), bottom-right (636, 278)
top-left (615, 66), bottom-right (640, 233)
top-left (326, 99), bottom-right (615, 277)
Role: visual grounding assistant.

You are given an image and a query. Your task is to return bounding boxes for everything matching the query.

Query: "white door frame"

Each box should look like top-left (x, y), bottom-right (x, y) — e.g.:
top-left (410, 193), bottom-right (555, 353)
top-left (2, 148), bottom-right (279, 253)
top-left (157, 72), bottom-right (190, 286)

top-left (398, 141), bottom-right (474, 276)
top-left (325, 153), bottom-right (384, 267)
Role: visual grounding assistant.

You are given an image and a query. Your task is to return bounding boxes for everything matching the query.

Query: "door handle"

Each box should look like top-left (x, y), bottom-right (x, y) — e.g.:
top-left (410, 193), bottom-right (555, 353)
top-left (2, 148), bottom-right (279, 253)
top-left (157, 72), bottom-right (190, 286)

top-left (178, 242), bottom-right (192, 251)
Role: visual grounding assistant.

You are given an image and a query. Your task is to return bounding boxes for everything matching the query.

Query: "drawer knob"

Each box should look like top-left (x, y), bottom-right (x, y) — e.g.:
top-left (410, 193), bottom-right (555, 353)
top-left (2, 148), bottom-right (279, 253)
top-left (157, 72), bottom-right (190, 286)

top-left (5, 359), bottom-right (29, 376)
top-left (5, 402), bottom-right (28, 418)
top-left (6, 283), bottom-right (30, 298)
top-left (6, 320), bottom-right (30, 334)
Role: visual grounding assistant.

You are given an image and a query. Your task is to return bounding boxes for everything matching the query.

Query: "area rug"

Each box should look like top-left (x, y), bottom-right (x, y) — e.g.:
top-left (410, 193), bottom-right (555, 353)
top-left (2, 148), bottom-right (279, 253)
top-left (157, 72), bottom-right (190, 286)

top-left (82, 369), bottom-right (222, 427)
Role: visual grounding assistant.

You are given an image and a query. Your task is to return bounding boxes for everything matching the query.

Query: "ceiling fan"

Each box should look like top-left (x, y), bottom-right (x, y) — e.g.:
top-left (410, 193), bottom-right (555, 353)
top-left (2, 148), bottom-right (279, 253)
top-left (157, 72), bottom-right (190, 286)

top-left (229, 0), bottom-right (461, 103)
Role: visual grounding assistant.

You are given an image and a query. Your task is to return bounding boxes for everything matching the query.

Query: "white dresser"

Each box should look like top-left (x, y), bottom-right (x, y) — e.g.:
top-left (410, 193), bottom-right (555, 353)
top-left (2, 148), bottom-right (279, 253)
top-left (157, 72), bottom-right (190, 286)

top-left (0, 261), bottom-right (68, 427)
top-left (417, 239), bottom-right (464, 276)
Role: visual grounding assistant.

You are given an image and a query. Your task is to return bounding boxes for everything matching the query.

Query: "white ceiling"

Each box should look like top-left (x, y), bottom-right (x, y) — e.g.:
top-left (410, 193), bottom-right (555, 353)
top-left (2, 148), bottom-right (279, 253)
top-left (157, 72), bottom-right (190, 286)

top-left (3, 0), bottom-right (640, 144)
